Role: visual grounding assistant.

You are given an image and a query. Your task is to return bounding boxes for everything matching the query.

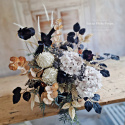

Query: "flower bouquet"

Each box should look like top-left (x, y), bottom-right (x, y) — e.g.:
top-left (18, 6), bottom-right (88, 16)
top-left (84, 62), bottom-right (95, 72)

top-left (9, 7), bottom-right (120, 124)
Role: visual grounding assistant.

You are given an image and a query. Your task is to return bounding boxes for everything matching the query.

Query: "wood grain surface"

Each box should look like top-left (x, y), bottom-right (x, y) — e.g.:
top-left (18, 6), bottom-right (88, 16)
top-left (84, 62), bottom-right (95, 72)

top-left (0, 57), bottom-right (125, 125)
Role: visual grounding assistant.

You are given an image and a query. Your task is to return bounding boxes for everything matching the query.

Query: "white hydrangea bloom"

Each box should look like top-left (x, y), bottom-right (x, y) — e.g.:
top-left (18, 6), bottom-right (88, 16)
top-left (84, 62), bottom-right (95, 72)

top-left (36, 52), bottom-right (54, 69)
top-left (75, 66), bottom-right (102, 98)
top-left (60, 51), bottom-right (83, 75)
top-left (42, 68), bottom-right (58, 85)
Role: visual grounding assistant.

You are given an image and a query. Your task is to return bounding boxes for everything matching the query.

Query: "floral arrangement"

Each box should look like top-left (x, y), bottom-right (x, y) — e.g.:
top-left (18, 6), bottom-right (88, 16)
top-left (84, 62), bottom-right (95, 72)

top-left (9, 6), bottom-right (120, 124)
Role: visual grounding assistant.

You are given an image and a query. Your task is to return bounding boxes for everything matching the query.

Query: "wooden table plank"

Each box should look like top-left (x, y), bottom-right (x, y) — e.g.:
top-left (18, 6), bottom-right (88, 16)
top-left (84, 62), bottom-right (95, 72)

top-left (0, 57), bottom-right (125, 125)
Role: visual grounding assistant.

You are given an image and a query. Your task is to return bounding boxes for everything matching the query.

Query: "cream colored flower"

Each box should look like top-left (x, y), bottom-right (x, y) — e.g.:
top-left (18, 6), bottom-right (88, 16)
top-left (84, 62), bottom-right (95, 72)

top-left (36, 52), bottom-right (54, 69)
top-left (42, 68), bottom-right (58, 85)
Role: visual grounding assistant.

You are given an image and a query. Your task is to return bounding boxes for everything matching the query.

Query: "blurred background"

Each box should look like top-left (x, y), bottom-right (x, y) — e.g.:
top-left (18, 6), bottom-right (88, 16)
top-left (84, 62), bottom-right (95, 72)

top-left (0, 0), bottom-right (125, 77)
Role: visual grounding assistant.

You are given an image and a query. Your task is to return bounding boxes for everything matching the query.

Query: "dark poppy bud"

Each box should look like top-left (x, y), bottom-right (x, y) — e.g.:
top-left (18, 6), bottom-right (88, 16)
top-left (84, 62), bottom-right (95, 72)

top-left (18, 27), bottom-right (35, 40)
top-left (82, 50), bottom-right (93, 61)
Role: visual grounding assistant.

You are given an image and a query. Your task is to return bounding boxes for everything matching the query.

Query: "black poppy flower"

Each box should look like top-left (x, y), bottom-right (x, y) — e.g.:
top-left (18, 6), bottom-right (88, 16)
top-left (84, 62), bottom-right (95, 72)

top-left (82, 50), bottom-right (93, 61)
top-left (67, 22), bottom-right (86, 44)
top-left (34, 27), bottom-right (55, 56)
top-left (39, 27), bottom-right (55, 47)
top-left (18, 27), bottom-right (35, 40)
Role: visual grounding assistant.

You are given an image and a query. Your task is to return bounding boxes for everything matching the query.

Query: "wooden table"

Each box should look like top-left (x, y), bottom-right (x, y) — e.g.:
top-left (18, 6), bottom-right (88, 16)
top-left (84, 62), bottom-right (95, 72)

top-left (0, 57), bottom-right (125, 125)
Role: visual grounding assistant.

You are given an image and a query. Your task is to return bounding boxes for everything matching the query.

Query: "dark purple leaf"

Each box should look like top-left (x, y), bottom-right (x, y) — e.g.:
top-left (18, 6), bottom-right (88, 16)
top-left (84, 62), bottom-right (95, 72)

top-left (67, 35), bottom-right (75, 43)
top-left (23, 92), bottom-right (31, 101)
top-left (73, 22), bottom-right (80, 32)
top-left (68, 32), bottom-right (75, 37)
top-left (93, 102), bottom-right (102, 114)
top-left (85, 101), bottom-right (93, 112)
top-left (79, 28), bottom-right (86, 35)
top-left (39, 86), bottom-right (44, 96)
top-left (97, 56), bottom-right (105, 60)
top-left (104, 53), bottom-right (110, 56)
top-left (60, 44), bottom-right (67, 50)
top-left (13, 93), bottom-right (21, 104)
top-left (100, 69), bottom-right (110, 77)
top-left (92, 94), bottom-right (100, 101)
top-left (111, 55), bottom-right (120, 60)
top-left (84, 97), bottom-right (88, 101)
top-left (13, 87), bottom-right (21, 94)
top-left (99, 63), bottom-right (107, 68)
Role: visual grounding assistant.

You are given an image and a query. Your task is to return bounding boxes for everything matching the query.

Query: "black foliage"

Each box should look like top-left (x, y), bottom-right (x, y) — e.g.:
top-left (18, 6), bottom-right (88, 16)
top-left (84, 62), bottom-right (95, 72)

top-left (58, 93), bottom-right (69, 104)
top-left (99, 63), bottom-right (107, 68)
top-left (74, 36), bottom-right (79, 44)
top-left (34, 81), bottom-right (41, 88)
top-left (67, 43), bottom-right (74, 49)
top-left (23, 92), bottom-right (31, 101)
top-left (92, 94), bottom-right (100, 101)
top-left (100, 69), bottom-right (110, 77)
top-left (93, 102), bottom-right (102, 114)
top-left (13, 87), bottom-right (22, 94)
top-left (73, 22), bottom-right (80, 32)
top-left (111, 55), bottom-right (120, 60)
top-left (39, 86), bottom-right (45, 96)
top-left (90, 62), bottom-right (98, 65)
top-left (13, 93), bottom-right (21, 104)
top-left (82, 50), bottom-right (93, 61)
top-left (57, 70), bottom-right (67, 84)
top-left (79, 28), bottom-right (86, 35)
top-left (84, 97), bottom-right (88, 101)
top-left (60, 44), bottom-right (67, 50)
top-left (67, 35), bottom-right (75, 43)
top-left (68, 32), bottom-right (75, 37)
top-left (34, 44), bottom-right (44, 56)
top-left (47, 27), bottom-right (55, 38)
top-left (18, 27), bottom-right (35, 40)
top-left (104, 53), bottom-right (110, 56)
top-left (97, 56), bottom-right (105, 60)
top-left (84, 101), bottom-right (93, 112)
